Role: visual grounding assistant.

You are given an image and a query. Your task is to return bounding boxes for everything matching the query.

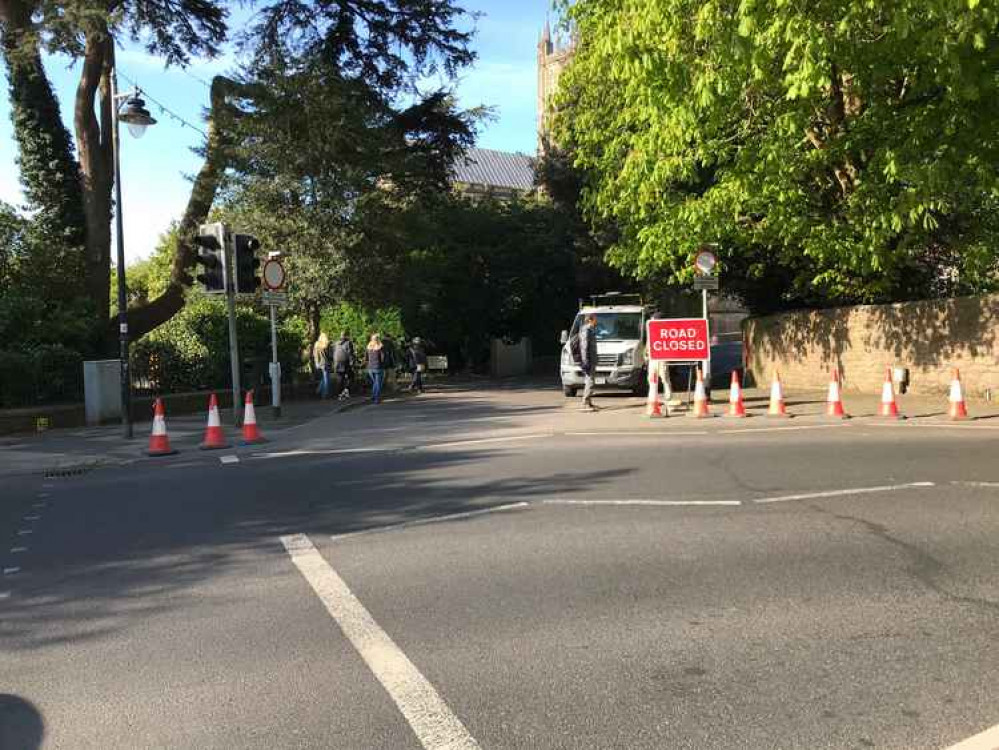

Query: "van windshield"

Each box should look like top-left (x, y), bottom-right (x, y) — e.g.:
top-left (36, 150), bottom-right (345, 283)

top-left (571, 312), bottom-right (643, 341)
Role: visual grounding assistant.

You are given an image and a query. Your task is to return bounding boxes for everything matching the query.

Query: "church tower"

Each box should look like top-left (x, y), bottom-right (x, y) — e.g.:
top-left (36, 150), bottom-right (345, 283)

top-left (537, 19), bottom-right (574, 153)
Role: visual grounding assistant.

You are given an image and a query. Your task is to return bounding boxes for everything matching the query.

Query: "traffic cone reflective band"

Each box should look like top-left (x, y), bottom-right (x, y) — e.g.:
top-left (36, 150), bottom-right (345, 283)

top-left (826, 368), bottom-right (848, 419)
top-left (726, 370), bottom-right (746, 418)
top-left (949, 368), bottom-right (969, 421)
top-left (879, 366), bottom-right (902, 419)
top-left (691, 367), bottom-right (713, 418)
top-left (200, 393), bottom-right (230, 450)
top-left (767, 372), bottom-right (790, 418)
top-left (146, 398), bottom-right (177, 456)
top-left (241, 390), bottom-right (267, 444)
top-left (646, 369), bottom-right (664, 418)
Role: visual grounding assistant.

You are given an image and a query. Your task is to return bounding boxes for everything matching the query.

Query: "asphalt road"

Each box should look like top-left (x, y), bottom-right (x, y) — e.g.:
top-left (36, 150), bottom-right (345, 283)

top-left (2, 384), bottom-right (999, 750)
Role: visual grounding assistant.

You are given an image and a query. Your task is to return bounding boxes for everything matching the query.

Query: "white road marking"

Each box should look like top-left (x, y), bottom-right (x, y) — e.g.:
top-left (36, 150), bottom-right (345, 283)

top-left (719, 424), bottom-right (849, 435)
top-left (331, 502), bottom-right (531, 540)
top-left (253, 447), bottom-right (387, 459)
top-left (753, 482), bottom-right (935, 505)
top-left (418, 433), bottom-right (550, 450)
top-left (943, 722), bottom-right (999, 749)
top-left (280, 534), bottom-right (481, 750)
top-left (31, 502), bottom-right (46, 509)
top-left (38, 493), bottom-right (50, 498)
top-left (565, 431), bottom-right (709, 437)
top-left (544, 499), bottom-right (741, 507)
top-left (869, 422), bottom-right (999, 431)
top-left (10, 547), bottom-right (27, 554)
top-left (951, 481), bottom-right (999, 488)
top-left (16, 530), bottom-right (32, 536)
top-left (23, 515), bottom-right (40, 521)
top-left (0, 591), bottom-right (10, 600)
top-left (219, 455), bottom-right (240, 465)
top-left (3, 567), bottom-right (20, 575)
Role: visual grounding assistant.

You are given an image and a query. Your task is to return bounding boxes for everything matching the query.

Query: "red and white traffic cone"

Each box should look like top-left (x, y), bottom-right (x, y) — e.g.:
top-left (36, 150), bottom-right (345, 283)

top-left (691, 367), bottom-right (713, 418)
top-left (241, 390), bottom-right (267, 444)
top-left (826, 368), bottom-right (848, 419)
top-left (199, 393), bottom-right (230, 450)
top-left (949, 368), bottom-right (969, 421)
top-left (767, 371), bottom-right (790, 418)
top-left (726, 370), bottom-right (747, 418)
top-left (146, 398), bottom-right (177, 456)
top-left (879, 366), bottom-right (903, 419)
top-left (646, 369), bottom-right (664, 418)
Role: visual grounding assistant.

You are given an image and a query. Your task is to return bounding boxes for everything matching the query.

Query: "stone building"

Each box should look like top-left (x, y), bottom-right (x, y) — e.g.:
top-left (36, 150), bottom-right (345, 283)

top-left (537, 19), bottom-right (575, 150)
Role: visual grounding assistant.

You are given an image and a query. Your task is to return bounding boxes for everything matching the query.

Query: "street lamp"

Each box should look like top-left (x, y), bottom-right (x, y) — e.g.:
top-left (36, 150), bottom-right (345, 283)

top-left (111, 70), bottom-right (157, 439)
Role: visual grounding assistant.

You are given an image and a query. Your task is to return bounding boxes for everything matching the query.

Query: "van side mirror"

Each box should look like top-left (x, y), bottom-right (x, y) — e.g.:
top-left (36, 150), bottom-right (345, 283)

top-left (559, 330), bottom-right (569, 345)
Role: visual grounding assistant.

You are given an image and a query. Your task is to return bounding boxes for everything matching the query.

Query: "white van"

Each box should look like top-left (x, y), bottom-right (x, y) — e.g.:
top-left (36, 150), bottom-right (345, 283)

top-left (559, 294), bottom-right (649, 397)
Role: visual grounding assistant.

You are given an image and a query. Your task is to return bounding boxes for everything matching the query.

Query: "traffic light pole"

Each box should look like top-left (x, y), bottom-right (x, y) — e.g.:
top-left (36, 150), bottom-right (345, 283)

top-left (224, 231), bottom-right (242, 426)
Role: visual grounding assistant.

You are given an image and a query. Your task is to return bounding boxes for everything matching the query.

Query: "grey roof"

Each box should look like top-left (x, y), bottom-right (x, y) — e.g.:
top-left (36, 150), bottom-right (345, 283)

top-left (452, 148), bottom-right (536, 192)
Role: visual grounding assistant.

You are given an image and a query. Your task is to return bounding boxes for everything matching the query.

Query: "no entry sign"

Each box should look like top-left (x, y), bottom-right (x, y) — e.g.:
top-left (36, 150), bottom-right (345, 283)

top-left (647, 318), bottom-right (710, 361)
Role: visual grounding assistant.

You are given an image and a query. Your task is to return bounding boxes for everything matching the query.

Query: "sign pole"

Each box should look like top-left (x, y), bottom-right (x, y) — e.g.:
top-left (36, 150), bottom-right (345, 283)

top-left (268, 304), bottom-right (281, 418)
top-left (702, 287), bottom-right (711, 390)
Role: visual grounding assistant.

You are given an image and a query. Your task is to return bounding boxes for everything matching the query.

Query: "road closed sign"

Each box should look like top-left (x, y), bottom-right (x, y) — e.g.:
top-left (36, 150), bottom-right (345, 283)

top-left (647, 318), bottom-right (710, 361)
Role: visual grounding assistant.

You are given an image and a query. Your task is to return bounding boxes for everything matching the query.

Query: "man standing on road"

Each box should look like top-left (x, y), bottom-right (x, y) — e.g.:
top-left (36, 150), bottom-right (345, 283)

top-left (580, 313), bottom-right (599, 412)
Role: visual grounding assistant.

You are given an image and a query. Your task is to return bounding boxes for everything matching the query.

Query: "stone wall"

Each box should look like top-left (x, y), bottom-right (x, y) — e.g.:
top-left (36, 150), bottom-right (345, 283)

top-left (743, 295), bottom-right (999, 397)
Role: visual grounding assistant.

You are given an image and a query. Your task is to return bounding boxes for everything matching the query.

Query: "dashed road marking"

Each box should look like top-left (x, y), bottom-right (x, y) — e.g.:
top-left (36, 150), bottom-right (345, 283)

top-left (943, 722), bottom-right (999, 749)
top-left (719, 424), bottom-right (849, 435)
top-left (952, 481), bottom-right (999, 489)
top-left (545, 498), bottom-right (741, 507)
top-left (16, 530), bottom-right (32, 536)
top-left (10, 547), bottom-right (27, 554)
top-left (280, 534), bottom-right (481, 750)
top-left (23, 515), bottom-right (40, 521)
top-left (565, 430), bottom-right (709, 437)
top-left (418, 433), bottom-right (551, 450)
top-left (253, 447), bottom-right (387, 459)
top-left (219, 455), bottom-right (240, 465)
top-left (331, 502), bottom-right (531, 540)
top-left (31, 502), bottom-right (46, 509)
top-left (3, 567), bottom-right (20, 576)
top-left (38, 493), bottom-right (50, 498)
top-left (0, 591), bottom-right (10, 600)
top-left (753, 482), bottom-right (935, 505)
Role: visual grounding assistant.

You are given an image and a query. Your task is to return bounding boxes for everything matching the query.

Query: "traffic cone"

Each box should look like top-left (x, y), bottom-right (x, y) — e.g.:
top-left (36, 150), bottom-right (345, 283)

top-left (767, 371), bottom-right (790, 418)
top-left (646, 369), bottom-right (664, 418)
top-left (146, 398), bottom-right (177, 456)
top-left (199, 393), bottom-right (230, 450)
top-left (949, 368), bottom-right (969, 420)
top-left (691, 366), bottom-right (713, 418)
top-left (879, 366), bottom-right (903, 419)
top-left (826, 368), bottom-right (848, 419)
top-left (726, 370), bottom-right (747, 418)
top-left (241, 390), bottom-right (267, 444)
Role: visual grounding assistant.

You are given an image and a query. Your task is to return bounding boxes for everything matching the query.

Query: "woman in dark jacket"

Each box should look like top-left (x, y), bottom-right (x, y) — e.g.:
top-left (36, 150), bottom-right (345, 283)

top-left (365, 334), bottom-right (386, 403)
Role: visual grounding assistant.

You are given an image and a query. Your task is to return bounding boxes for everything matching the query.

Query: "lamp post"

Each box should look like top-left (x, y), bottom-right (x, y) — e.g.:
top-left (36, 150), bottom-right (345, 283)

top-left (110, 69), bottom-right (156, 439)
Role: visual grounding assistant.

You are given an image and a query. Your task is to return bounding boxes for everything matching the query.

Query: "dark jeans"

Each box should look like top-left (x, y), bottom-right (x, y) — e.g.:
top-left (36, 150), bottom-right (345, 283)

top-left (335, 367), bottom-right (353, 395)
top-left (410, 369), bottom-right (424, 392)
top-left (367, 369), bottom-right (384, 402)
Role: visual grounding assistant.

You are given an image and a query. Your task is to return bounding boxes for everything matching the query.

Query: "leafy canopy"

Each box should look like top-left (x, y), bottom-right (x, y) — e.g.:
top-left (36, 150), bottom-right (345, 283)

top-left (555, 0), bottom-right (999, 311)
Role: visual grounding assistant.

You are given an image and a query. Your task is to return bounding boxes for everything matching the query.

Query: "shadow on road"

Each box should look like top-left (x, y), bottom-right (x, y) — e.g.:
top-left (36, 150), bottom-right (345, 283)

top-left (0, 694), bottom-right (44, 750)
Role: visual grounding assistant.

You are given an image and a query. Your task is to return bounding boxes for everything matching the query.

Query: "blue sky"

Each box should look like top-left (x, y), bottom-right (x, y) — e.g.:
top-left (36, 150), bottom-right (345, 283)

top-left (0, 0), bottom-right (550, 262)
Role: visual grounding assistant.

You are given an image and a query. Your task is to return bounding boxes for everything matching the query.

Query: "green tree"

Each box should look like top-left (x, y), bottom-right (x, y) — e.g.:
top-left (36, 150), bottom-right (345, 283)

top-left (555, 0), bottom-right (999, 312)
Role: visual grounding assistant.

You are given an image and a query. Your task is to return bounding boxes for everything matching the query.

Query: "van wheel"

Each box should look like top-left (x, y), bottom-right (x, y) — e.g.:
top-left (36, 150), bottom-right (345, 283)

top-left (563, 386), bottom-right (578, 397)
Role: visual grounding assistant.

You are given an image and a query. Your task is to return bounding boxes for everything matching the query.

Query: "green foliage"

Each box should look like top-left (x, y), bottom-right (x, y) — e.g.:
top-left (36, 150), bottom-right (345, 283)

top-left (556, 0), bottom-right (999, 311)
top-left (0, 344), bottom-right (83, 407)
top-left (319, 303), bottom-right (406, 347)
top-left (111, 224), bottom-right (179, 314)
top-left (130, 297), bottom-right (305, 393)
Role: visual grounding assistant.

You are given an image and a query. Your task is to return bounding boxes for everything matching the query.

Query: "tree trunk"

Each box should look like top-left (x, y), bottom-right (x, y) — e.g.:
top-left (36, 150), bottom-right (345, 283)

top-left (117, 76), bottom-right (250, 342)
top-left (74, 26), bottom-right (114, 349)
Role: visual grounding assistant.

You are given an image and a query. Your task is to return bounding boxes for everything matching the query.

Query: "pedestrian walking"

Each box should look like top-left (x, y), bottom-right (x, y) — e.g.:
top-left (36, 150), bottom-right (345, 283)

top-left (579, 314), bottom-right (599, 411)
top-left (407, 337), bottom-right (428, 394)
top-left (333, 330), bottom-right (355, 400)
top-left (366, 333), bottom-right (386, 404)
top-left (313, 332), bottom-right (331, 399)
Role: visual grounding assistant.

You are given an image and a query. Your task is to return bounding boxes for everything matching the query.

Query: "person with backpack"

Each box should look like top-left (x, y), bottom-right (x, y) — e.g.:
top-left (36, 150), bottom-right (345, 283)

top-left (333, 331), bottom-right (355, 400)
top-left (406, 337), bottom-right (428, 394)
top-left (578, 314), bottom-right (599, 411)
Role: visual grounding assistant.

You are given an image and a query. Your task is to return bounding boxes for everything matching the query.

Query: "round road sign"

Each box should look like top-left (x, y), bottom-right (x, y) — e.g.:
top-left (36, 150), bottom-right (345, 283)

top-left (262, 259), bottom-right (286, 291)
top-left (694, 248), bottom-right (717, 276)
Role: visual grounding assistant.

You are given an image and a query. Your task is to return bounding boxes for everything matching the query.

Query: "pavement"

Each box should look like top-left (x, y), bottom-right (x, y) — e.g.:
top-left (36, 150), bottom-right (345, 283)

top-left (3, 380), bottom-right (999, 749)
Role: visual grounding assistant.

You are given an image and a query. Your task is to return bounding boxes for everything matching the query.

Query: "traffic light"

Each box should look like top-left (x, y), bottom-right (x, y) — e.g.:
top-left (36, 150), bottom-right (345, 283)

top-left (194, 223), bottom-right (226, 293)
top-left (233, 233), bottom-right (261, 294)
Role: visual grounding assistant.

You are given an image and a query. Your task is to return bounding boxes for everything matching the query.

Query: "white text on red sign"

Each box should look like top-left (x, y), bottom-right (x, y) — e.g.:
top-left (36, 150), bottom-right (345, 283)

top-left (646, 319), bottom-right (710, 361)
